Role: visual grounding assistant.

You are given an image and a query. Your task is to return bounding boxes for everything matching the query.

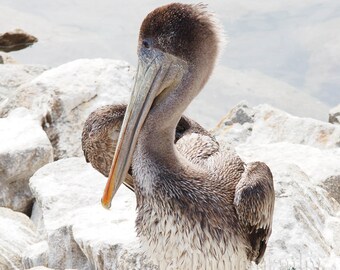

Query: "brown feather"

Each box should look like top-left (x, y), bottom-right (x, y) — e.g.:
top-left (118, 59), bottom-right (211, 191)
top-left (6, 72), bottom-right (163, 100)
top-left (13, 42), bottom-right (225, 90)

top-left (81, 104), bottom-right (214, 192)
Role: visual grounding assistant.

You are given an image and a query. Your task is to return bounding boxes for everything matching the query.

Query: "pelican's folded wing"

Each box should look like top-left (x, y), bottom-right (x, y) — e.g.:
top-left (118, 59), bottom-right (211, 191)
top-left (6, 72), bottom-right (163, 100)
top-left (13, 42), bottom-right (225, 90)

top-left (234, 161), bottom-right (275, 264)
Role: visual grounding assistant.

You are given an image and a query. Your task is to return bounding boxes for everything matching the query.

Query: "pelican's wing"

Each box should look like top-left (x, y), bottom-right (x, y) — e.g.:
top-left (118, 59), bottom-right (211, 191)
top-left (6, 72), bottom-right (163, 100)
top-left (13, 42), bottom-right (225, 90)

top-left (234, 161), bottom-right (275, 264)
top-left (81, 104), bottom-right (135, 192)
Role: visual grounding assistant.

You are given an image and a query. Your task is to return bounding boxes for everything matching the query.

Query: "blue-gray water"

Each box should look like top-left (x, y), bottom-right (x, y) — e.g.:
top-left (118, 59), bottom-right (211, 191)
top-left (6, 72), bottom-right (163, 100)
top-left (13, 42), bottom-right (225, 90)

top-left (1, 0), bottom-right (339, 127)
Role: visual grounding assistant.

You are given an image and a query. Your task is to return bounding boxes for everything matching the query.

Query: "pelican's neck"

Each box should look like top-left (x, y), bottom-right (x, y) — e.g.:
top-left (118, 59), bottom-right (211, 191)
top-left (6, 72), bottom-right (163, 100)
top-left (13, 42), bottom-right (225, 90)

top-left (140, 66), bottom-right (198, 153)
top-left (133, 63), bottom-right (211, 196)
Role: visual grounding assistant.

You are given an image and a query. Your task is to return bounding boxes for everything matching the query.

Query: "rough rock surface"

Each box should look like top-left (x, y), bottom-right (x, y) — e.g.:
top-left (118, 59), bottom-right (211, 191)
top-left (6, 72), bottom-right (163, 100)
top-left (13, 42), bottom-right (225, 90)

top-left (329, 104), bottom-right (340, 124)
top-left (2, 59), bottom-right (133, 159)
top-left (22, 241), bottom-right (49, 269)
top-left (322, 175), bottom-right (340, 203)
top-left (0, 52), bottom-right (17, 64)
top-left (236, 149), bottom-right (340, 269)
top-left (0, 207), bottom-right (39, 270)
top-left (0, 63), bottom-right (48, 114)
top-left (234, 142), bottom-right (340, 186)
top-left (29, 157), bottom-right (155, 270)
top-left (215, 102), bottom-right (340, 148)
top-left (0, 108), bottom-right (53, 213)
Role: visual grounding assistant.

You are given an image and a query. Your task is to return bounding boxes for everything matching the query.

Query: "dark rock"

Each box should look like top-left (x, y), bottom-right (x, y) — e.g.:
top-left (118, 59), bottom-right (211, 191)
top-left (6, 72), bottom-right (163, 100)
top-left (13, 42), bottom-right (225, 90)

top-left (329, 104), bottom-right (340, 125)
top-left (0, 29), bottom-right (38, 52)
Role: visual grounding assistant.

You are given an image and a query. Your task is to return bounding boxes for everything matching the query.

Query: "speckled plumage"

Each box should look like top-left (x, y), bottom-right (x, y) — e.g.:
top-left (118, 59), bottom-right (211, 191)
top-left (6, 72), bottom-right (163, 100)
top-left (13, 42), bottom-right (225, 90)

top-left (130, 3), bottom-right (274, 269)
top-left (81, 104), bottom-right (212, 191)
top-left (101, 3), bottom-right (275, 270)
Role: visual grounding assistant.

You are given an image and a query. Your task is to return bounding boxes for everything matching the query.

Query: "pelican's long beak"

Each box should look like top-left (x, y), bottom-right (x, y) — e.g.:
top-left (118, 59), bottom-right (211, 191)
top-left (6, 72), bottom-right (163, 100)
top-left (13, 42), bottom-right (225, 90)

top-left (101, 51), bottom-right (179, 208)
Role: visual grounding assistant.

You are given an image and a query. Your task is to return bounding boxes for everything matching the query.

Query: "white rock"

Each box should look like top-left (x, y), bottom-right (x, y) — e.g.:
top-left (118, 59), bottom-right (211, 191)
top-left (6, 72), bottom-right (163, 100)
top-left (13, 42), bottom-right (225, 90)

top-left (0, 207), bottom-right (39, 270)
top-left (215, 103), bottom-right (340, 149)
top-left (329, 104), bottom-right (340, 124)
top-left (255, 163), bottom-right (340, 269)
top-left (0, 108), bottom-right (53, 213)
top-left (0, 64), bottom-right (48, 114)
top-left (232, 141), bottom-right (340, 268)
top-left (22, 241), bottom-right (48, 269)
top-left (2, 59), bottom-right (133, 159)
top-left (0, 52), bottom-right (17, 64)
top-left (29, 157), bottom-right (155, 269)
top-left (235, 142), bottom-right (340, 186)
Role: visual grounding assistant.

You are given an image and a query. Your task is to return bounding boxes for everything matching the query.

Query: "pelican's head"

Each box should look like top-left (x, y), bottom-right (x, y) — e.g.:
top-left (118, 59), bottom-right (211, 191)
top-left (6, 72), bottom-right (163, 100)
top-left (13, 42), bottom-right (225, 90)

top-left (102, 3), bottom-right (223, 208)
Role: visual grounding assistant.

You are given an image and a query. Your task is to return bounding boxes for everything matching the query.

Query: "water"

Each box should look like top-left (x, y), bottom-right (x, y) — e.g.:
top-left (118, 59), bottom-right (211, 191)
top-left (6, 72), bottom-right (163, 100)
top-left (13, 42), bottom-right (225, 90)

top-left (1, 0), bottom-right (339, 127)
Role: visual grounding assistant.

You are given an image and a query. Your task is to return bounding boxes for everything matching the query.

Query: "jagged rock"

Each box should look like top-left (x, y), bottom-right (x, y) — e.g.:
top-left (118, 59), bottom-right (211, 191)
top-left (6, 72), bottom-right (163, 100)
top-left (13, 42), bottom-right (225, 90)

top-left (0, 29), bottom-right (38, 52)
top-left (255, 163), bottom-right (340, 269)
top-left (2, 59), bottom-right (133, 159)
top-left (29, 157), bottom-right (155, 269)
top-left (0, 64), bottom-right (48, 114)
top-left (322, 175), bottom-right (340, 203)
top-left (213, 101), bottom-right (255, 145)
top-left (215, 102), bottom-right (340, 148)
top-left (27, 267), bottom-right (53, 270)
top-left (329, 104), bottom-right (340, 124)
top-left (22, 241), bottom-right (48, 269)
top-left (232, 141), bottom-right (340, 268)
top-left (0, 207), bottom-right (39, 270)
top-left (235, 142), bottom-right (340, 186)
top-left (0, 52), bottom-right (17, 64)
top-left (0, 108), bottom-right (53, 213)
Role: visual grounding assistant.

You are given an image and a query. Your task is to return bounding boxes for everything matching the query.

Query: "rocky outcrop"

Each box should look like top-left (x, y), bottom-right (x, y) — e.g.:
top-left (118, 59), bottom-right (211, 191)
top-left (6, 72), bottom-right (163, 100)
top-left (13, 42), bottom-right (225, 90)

top-left (29, 157), bottom-right (155, 269)
top-left (0, 63), bottom-right (48, 114)
top-left (0, 108), bottom-right (53, 213)
top-left (1, 59), bottom-right (133, 159)
top-left (329, 104), bottom-right (340, 124)
top-left (0, 53), bottom-right (17, 64)
top-left (0, 29), bottom-right (38, 52)
top-left (0, 207), bottom-right (39, 270)
top-left (215, 102), bottom-right (340, 148)
top-left (236, 148), bottom-right (340, 269)
top-left (22, 241), bottom-right (49, 269)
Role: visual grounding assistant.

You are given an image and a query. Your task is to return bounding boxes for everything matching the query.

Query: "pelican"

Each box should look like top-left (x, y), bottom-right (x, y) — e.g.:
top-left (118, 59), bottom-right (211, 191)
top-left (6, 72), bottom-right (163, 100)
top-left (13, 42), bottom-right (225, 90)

top-left (82, 104), bottom-right (214, 191)
top-left (101, 3), bottom-right (275, 269)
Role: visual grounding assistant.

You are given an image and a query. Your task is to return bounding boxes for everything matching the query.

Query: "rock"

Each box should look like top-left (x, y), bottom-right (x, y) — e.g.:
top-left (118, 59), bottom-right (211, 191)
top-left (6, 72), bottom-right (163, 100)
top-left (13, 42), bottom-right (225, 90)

top-left (0, 207), bottom-right (39, 270)
top-left (0, 64), bottom-right (48, 114)
top-left (27, 267), bottom-right (54, 270)
top-left (213, 101), bottom-right (255, 146)
top-left (2, 59), bottom-right (133, 159)
top-left (0, 29), bottom-right (38, 52)
top-left (0, 108), bottom-right (53, 213)
top-left (232, 141), bottom-right (340, 268)
top-left (255, 163), bottom-right (340, 269)
top-left (322, 175), bottom-right (340, 203)
top-left (22, 241), bottom-right (48, 269)
top-left (235, 142), bottom-right (340, 186)
top-left (215, 102), bottom-right (340, 148)
top-left (214, 106), bottom-right (340, 268)
top-left (29, 157), bottom-right (154, 269)
top-left (0, 52), bottom-right (17, 64)
top-left (329, 104), bottom-right (340, 124)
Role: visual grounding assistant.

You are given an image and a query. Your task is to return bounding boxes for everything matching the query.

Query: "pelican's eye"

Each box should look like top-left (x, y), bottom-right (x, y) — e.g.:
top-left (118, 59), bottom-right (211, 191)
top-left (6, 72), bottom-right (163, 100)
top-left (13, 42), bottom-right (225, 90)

top-left (142, 39), bottom-right (152, 49)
